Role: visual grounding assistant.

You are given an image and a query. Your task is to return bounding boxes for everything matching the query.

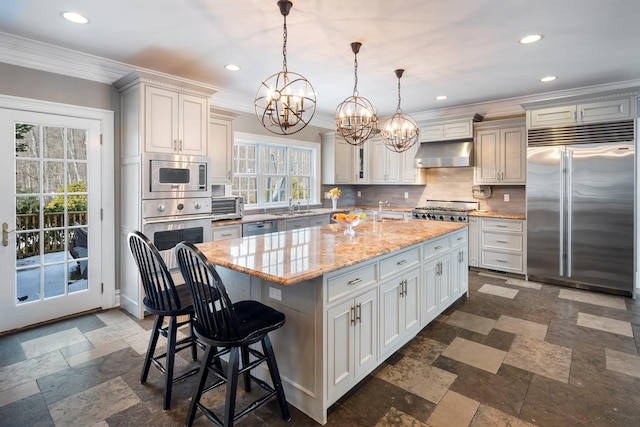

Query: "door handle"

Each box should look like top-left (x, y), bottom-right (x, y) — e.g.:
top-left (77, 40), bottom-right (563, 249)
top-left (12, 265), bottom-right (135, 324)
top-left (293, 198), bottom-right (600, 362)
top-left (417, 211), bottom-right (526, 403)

top-left (2, 222), bottom-right (10, 246)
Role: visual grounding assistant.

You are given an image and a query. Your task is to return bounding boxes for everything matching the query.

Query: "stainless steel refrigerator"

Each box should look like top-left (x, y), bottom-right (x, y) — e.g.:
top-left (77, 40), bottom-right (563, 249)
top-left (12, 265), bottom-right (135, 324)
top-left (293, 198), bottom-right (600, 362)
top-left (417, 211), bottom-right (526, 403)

top-left (527, 122), bottom-right (635, 296)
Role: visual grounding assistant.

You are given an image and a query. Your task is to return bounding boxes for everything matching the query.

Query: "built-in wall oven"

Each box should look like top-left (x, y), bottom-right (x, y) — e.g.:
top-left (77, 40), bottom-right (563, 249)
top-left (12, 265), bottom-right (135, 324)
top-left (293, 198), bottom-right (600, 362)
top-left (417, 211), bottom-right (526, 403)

top-left (141, 153), bottom-right (213, 270)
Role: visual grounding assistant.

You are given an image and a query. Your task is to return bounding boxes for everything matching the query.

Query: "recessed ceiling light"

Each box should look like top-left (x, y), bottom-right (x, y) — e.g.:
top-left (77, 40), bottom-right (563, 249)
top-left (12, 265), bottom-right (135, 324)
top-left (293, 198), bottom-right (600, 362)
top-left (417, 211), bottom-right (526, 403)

top-left (519, 34), bottom-right (543, 44)
top-left (435, 95), bottom-right (447, 101)
top-left (540, 76), bottom-right (557, 82)
top-left (224, 64), bottom-right (241, 71)
top-left (61, 12), bottom-right (89, 24)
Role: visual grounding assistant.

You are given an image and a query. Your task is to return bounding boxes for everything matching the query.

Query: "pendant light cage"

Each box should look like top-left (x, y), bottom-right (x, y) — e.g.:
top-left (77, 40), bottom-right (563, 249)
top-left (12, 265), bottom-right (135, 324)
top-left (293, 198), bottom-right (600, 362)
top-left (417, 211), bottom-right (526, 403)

top-left (381, 69), bottom-right (419, 153)
top-left (335, 42), bottom-right (378, 146)
top-left (255, 0), bottom-right (316, 135)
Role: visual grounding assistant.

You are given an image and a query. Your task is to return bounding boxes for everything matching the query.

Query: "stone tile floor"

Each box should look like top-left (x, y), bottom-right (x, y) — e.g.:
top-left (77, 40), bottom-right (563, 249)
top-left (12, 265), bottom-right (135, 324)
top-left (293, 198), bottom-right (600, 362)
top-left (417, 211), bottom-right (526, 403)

top-left (1, 270), bottom-right (640, 426)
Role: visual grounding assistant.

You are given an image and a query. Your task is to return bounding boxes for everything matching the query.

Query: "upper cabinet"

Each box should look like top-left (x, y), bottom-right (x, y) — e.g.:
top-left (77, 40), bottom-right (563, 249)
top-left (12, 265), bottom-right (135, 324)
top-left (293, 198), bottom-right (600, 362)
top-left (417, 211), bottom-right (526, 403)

top-left (114, 70), bottom-right (216, 159)
top-left (474, 118), bottom-right (526, 185)
top-left (144, 86), bottom-right (209, 155)
top-left (321, 132), bottom-right (354, 185)
top-left (209, 111), bottom-right (235, 184)
top-left (369, 137), bottom-right (400, 184)
top-left (419, 113), bottom-right (482, 142)
top-left (524, 94), bottom-right (637, 129)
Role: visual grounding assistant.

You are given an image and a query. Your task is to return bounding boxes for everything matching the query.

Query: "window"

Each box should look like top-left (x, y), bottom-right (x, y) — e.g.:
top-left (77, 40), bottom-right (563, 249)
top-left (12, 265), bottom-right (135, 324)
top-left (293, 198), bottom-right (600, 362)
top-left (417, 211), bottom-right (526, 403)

top-left (232, 135), bottom-right (316, 209)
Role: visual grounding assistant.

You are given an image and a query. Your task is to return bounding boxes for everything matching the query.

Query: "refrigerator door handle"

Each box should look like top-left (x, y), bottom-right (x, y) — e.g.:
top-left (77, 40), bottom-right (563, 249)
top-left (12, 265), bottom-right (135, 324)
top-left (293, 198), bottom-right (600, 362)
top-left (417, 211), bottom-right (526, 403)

top-left (566, 150), bottom-right (573, 278)
top-left (559, 151), bottom-right (565, 277)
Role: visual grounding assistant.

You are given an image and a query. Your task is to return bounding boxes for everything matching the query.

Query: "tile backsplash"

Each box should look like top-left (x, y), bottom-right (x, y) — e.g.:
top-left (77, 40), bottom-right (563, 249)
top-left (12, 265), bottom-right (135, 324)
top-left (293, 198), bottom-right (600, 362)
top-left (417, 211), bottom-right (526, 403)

top-left (322, 166), bottom-right (525, 214)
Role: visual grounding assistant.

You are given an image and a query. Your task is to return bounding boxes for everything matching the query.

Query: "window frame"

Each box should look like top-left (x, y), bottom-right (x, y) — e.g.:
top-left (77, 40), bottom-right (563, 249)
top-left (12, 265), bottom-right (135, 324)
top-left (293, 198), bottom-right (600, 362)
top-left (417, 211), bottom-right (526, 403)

top-left (233, 132), bottom-right (320, 211)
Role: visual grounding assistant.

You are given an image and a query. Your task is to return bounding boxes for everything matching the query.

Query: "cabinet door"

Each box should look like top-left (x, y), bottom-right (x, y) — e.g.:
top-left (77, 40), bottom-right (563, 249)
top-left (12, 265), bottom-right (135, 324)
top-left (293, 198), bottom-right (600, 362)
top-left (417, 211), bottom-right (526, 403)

top-left (451, 245), bottom-right (468, 298)
top-left (402, 267), bottom-right (421, 336)
top-left (285, 217), bottom-right (309, 230)
top-left (354, 288), bottom-right (377, 378)
top-left (309, 215), bottom-right (330, 227)
top-left (327, 299), bottom-right (354, 401)
top-left (379, 279), bottom-right (402, 358)
top-left (334, 138), bottom-right (355, 184)
top-left (528, 105), bottom-right (577, 128)
top-left (212, 224), bottom-right (241, 241)
top-left (468, 217), bottom-right (479, 267)
top-left (145, 86), bottom-right (179, 153)
top-left (437, 255), bottom-right (452, 310)
top-left (422, 259), bottom-right (439, 326)
top-left (500, 127), bottom-right (526, 183)
top-left (474, 128), bottom-right (500, 183)
top-left (178, 94), bottom-right (208, 155)
top-left (209, 115), bottom-right (233, 184)
top-left (420, 124), bottom-right (444, 141)
top-left (578, 98), bottom-right (631, 123)
top-left (443, 121), bottom-right (472, 139)
top-left (369, 138), bottom-right (388, 184)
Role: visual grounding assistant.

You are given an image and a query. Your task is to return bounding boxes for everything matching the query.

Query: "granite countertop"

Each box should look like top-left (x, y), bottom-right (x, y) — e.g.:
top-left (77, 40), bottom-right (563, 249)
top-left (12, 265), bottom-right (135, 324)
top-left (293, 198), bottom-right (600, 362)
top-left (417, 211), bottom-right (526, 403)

top-left (197, 220), bottom-right (466, 286)
top-left (469, 210), bottom-right (526, 220)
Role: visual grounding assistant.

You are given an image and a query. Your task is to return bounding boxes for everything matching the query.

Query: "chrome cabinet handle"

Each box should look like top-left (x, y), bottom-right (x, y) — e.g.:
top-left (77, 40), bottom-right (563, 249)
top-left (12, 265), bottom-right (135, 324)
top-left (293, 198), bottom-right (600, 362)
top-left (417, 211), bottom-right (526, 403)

top-left (350, 306), bottom-right (356, 325)
top-left (497, 240), bottom-right (508, 243)
top-left (356, 303), bottom-right (362, 323)
top-left (397, 259), bottom-right (407, 265)
top-left (347, 278), bottom-right (362, 286)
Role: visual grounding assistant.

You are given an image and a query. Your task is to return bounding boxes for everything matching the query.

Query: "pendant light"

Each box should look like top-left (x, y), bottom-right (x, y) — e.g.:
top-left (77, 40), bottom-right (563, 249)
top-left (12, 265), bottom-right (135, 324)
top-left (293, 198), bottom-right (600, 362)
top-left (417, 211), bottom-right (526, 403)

top-left (335, 42), bottom-right (378, 146)
top-left (255, 0), bottom-right (316, 135)
top-left (380, 69), bottom-right (419, 153)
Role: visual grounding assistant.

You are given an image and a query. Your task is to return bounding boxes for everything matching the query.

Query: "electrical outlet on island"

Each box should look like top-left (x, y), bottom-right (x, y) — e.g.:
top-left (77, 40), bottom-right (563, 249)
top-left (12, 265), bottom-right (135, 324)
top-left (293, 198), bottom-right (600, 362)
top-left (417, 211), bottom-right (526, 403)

top-left (504, 194), bottom-right (510, 202)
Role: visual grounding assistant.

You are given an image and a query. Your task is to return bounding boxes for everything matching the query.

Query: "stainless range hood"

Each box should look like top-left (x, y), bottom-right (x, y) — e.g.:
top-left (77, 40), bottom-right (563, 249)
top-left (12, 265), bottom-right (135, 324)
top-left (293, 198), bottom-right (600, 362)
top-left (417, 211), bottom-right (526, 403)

top-left (414, 139), bottom-right (474, 168)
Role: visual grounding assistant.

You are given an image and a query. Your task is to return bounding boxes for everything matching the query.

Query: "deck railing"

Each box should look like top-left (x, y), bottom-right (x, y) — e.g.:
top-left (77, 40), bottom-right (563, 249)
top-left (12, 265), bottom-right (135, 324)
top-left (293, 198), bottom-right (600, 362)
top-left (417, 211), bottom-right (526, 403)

top-left (16, 211), bottom-right (87, 259)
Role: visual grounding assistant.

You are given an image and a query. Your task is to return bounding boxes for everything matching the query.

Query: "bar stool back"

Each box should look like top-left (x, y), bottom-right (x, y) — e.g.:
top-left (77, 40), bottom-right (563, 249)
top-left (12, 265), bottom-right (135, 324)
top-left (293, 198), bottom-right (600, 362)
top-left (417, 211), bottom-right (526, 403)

top-left (127, 231), bottom-right (200, 410)
top-left (175, 241), bottom-right (291, 427)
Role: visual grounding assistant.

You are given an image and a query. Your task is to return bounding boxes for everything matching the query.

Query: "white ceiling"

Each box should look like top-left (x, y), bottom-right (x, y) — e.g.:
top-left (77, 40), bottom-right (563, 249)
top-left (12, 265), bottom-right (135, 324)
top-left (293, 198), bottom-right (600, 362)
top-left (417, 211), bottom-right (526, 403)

top-left (1, 0), bottom-right (640, 120)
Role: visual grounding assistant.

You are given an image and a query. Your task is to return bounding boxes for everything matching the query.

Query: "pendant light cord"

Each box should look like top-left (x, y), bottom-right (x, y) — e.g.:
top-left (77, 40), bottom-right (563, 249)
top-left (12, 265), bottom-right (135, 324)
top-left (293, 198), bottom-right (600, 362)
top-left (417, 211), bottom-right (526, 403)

top-left (396, 77), bottom-right (402, 113)
top-left (282, 15), bottom-right (288, 72)
top-left (353, 51), bottom-right (359, 96)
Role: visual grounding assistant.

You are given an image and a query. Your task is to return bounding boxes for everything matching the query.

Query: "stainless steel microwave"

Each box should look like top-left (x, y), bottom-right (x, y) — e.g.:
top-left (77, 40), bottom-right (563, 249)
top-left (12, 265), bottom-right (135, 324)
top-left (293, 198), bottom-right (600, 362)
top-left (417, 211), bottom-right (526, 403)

top-left (211, 196), bottom-right (244, 221)
top-left (143, 153), bottom-right (210, 199)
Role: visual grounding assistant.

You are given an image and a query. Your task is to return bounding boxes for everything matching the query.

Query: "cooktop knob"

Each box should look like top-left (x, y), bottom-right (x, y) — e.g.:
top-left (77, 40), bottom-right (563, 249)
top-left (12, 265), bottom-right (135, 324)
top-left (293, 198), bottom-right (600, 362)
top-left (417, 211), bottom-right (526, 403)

top-left (194, 202), bottom-right (202, 209)
top-left (177, 203), bottom-right (184, 210)
top-left (157, 204), bottom-right (166, 212)
top-left (438, 215), bottom-right (444, 220)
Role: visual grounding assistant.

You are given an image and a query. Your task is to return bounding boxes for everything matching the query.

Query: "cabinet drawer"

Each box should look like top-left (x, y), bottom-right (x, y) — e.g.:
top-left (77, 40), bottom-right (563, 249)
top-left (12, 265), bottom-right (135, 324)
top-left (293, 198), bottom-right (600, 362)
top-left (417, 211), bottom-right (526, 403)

top-left (212, 226), bottom-right (241, 241)
top-left (423, 236), bottom-right (450, 260)
top-left (480, 219), bottom-right (523, 232)
top-left (327, 263), bottom-right (377, 304)
top-left (309, 216), bottom-right (330, 227)
top-left (449, 229), bottom-right (468, 247)
top-left (379, 247), bottom-right (420, 281)
top-left (481, 231), bottom-right (523, 251)
top-left (481, 250), bottom-right (523, 273)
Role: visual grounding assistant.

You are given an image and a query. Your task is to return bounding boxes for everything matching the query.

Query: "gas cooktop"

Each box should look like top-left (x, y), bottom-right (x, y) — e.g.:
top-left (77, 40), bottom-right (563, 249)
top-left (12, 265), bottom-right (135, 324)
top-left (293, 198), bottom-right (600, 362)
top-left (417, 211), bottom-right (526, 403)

top-left (411, 200), bottom-right (478, 222)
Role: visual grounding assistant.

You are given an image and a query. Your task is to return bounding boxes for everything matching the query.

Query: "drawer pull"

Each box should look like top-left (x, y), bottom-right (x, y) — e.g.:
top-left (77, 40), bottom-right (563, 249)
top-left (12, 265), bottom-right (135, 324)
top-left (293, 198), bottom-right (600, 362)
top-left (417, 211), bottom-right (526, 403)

top-left (221, 233), bottom-right (233, 237)
top-left (347, 278), bottom-right (362, 286)
top-left (496, 240), bottom-right (508, 244)
top-left (457, 237), bottom-right (464, 241)
top-left (495, 225), bottom-right (508, 228)
top-left (435, 245), bottom-right (443, 250)
top-left (497, 259), bottom-right (508, 263)
top-left (396, 259), bottom-right (407, 265)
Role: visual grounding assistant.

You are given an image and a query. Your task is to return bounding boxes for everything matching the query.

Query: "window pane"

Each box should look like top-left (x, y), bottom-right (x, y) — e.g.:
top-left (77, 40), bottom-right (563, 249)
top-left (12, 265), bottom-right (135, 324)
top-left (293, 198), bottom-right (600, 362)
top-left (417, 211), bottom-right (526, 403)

top-left (16, 159), bottom-right (40, 193)
top-left (43, 161), bottom-right (65, 193)
top-left (67, 128), bottom-right (87, 161)
top-left (15, 123), bottom-right (39, 158)
top-left (43, 126), bottom-right (65, 159)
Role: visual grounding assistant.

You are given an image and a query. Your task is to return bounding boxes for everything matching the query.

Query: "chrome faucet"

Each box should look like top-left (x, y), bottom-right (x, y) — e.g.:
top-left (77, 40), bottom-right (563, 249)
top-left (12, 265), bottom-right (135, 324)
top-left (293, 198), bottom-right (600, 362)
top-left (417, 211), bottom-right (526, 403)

top-left (288, 197), bottom-right (293, 212)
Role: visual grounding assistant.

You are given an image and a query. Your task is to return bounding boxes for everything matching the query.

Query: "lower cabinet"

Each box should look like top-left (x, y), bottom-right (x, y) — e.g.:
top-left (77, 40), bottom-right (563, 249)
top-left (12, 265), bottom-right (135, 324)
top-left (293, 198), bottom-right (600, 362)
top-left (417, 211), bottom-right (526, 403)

top-left (327, 287), bottom-right (377, 402)
top-left (325, 228), bottom-right (468, 408)
top-left (379, 266), bottom-right (421, 358)
top-left (479, 218), bottom-right (526, 274)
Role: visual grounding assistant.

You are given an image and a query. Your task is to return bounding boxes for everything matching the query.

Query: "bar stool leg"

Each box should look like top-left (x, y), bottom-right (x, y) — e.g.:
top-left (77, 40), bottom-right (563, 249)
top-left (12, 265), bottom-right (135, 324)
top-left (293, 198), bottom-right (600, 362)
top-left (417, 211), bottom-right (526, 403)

top-left (224, 347), bottom-right (240, 427)
top-left (262, 336), bottom-right (291, 421)
top-left (164, 316), bottom-right (178, 411)
top-left (186, 345), bottom-right (215, 427)
top-left (141, 315), bottom-right (163, 383)
top-left (240, 346), bottom-right (251, 392)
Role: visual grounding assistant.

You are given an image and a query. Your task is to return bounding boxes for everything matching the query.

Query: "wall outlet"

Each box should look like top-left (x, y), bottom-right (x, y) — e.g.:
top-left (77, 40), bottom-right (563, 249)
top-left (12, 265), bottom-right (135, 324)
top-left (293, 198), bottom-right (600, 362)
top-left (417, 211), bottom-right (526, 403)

top-left (404, 192), bottom-right (409, 199)
top-left (503, 194), bottom-right (510, 202)
top-left (357, 191), bottom-right (361, 197)
top-left (324, 192), bottom-right (330, 199)
top-left (269, 287), bottom-right (282, 301)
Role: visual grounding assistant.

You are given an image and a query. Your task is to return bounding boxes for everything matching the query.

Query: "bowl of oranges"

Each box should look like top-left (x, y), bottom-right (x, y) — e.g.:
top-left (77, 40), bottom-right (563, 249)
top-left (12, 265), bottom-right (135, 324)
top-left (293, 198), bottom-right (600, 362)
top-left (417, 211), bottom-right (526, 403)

top-left (331, 212), bottom-right (367, 236)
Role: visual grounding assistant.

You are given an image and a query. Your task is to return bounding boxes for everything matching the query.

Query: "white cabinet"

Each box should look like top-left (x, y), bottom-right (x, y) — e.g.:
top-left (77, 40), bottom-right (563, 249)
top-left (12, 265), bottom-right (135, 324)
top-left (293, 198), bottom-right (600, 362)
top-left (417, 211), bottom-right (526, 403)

top-left (209, 112), bottom-right (234, 184)
top-left (474, 118), bottom-right (526, 185)
top-left (479, 218), bottom-right (526, 274)
top-left (527, 96), bottom-right (634, 128)
top-left (451, 229), bottom-right (469, 297)
top-left (144, 85), bottom-right (209, 155)
top-left (369, 137), bottom-right (401, 184)
top-left (284, 214), bottom-right (330, 231)
top-left (422, 235), bottom-right (452, 324)
top-left (379, 266), bottom-right (421, 358)
top-left (211, 223), bottom-right (242, 241)
top-left (327, 287), bottom-right (377, 402)
top-left (419, 114), bottom-right (482, 142)
top-left (321, 132), bottom-right (354, 184)
top-left (468, 216), bottom-right (479, 267)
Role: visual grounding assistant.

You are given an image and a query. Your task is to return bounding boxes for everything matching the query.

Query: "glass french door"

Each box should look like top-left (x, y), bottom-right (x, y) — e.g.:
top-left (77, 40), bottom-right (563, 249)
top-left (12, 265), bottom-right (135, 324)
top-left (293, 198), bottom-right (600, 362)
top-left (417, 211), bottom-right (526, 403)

top-left (0, 109), bottom-right (102, 332)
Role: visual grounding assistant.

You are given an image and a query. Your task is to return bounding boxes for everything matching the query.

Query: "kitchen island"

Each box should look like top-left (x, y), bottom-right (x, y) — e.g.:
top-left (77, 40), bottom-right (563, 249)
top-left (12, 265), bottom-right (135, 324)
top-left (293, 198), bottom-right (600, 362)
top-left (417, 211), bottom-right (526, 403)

top-left (196, 219), bottom-right (468, 424)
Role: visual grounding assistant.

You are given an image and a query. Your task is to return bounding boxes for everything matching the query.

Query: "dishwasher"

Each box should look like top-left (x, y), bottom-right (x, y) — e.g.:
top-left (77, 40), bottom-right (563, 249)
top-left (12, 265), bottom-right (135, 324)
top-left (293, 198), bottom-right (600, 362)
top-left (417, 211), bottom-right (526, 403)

top-left (242, 220), bottom-right (278, 236)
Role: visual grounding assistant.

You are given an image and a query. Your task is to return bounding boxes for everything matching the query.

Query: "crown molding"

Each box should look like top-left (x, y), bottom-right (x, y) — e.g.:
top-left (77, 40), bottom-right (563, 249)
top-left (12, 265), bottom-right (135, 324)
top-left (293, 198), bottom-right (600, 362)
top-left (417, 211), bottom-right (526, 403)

top-left (0, 31), bottom-right (132, 84)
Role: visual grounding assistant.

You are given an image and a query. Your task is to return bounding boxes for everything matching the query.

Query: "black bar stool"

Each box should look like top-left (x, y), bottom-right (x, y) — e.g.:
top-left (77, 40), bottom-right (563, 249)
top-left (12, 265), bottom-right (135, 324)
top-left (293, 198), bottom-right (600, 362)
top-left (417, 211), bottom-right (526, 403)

top-left (175, 241), bottom-right (291, 427)
top-left (127, 231), bottom-right (201, 410)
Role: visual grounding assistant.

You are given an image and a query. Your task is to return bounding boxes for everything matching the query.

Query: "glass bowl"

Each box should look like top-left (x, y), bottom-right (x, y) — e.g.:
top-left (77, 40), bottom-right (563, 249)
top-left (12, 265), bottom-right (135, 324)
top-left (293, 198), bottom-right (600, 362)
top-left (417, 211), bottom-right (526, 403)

top-left (331, 212), bottom-right (367, 236)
